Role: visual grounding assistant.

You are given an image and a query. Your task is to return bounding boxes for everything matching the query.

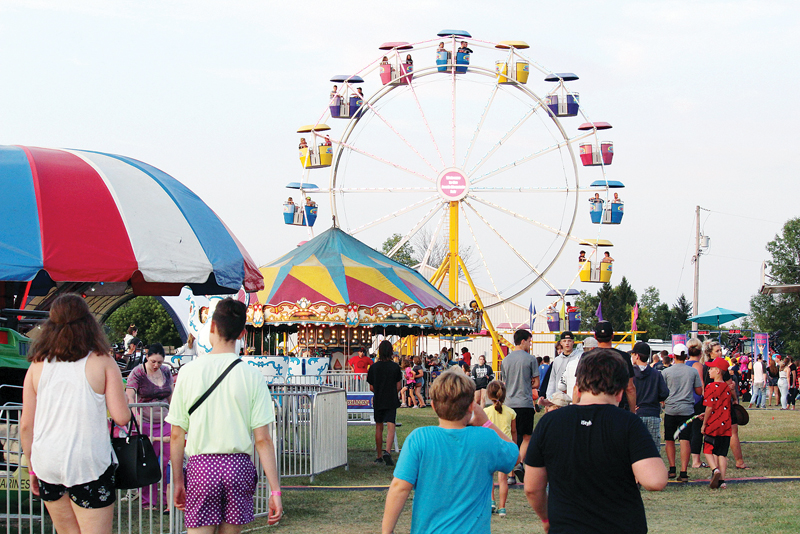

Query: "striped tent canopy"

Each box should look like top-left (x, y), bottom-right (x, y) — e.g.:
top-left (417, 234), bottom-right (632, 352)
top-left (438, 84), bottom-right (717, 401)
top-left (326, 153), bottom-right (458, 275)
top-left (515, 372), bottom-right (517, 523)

top-left (256, 227), bottom-right (477, 335)
top-left (0, 145), bottom-right (262, 322)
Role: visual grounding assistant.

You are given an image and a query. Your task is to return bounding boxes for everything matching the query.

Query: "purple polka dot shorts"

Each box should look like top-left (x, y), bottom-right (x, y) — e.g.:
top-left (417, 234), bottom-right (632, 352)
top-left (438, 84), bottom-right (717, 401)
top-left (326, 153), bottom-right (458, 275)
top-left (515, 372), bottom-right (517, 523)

top-left (184, 453), bottom-right (258, 528)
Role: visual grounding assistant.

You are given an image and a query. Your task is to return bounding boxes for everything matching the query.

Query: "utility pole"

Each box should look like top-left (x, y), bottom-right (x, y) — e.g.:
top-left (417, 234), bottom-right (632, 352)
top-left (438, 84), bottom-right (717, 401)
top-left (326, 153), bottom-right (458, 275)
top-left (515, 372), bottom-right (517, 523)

top-left (692, 206), bottom-right (700, 335)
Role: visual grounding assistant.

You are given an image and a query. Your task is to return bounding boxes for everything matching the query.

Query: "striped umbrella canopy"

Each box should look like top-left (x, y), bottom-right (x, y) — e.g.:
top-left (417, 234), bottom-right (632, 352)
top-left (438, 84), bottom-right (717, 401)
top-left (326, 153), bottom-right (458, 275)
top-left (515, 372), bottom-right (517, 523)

top-left (0, 145), bottom-right (263, 298)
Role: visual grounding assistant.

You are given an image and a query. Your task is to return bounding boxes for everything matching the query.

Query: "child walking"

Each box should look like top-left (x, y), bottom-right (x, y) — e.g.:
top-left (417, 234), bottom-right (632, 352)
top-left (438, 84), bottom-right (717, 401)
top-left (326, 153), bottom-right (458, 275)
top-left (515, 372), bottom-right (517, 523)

top-left (701, 357), bottom-right (732, 489)
top-left (382, 369), bottom-right (518, 534)
top-left (400, 359), bottom-right (417, 407)
top-left (484, 380), bottom-right (517, 517)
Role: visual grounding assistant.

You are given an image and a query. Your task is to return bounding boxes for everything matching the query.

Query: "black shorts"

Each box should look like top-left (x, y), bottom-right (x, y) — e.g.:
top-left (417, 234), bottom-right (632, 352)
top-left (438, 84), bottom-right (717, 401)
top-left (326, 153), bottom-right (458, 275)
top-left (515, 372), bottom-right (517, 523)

top-left (374, 408), bottom-right (397, 424)
top-left (38, 464), bottom-right (116, 509)
top-left (515, 407), bottom-right (535, 437)
top-left (664, 413), bottom-right (692, 442)
top-left (703, 435), bottom-right (731, 457)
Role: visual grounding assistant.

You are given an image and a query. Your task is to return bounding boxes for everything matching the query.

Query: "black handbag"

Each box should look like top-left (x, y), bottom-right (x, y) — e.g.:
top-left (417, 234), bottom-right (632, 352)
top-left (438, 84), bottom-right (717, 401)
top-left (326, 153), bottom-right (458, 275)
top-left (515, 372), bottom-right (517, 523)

top-left (111, 410), bottom-right (162, 489)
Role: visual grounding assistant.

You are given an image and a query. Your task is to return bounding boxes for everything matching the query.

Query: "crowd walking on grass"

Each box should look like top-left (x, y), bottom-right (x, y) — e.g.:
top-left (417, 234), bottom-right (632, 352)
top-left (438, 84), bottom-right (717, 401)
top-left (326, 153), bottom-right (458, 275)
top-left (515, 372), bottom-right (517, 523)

top-left (16, 293), bottom-right (799, 534)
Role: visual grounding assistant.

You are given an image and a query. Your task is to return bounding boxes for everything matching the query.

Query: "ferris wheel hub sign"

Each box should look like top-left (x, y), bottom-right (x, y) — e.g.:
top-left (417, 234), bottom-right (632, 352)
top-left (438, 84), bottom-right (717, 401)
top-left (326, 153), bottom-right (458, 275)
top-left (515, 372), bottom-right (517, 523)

top-left (436, 168), bottom-right (469, 201)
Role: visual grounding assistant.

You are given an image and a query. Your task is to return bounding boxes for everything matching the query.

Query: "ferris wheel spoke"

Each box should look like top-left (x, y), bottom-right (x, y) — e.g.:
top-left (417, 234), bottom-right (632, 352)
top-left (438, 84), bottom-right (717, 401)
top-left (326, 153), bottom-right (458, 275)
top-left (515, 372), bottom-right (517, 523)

top-left (347, 195), bottom-right (441, 235)
top-left (451, 63), bottom-right (457, 166)
top-left (466, 104), bottom-right (541, 178)
top-left (459, 206), bottom-right (515, 325)
top-left (461, 85), bottom-right (499, 170)
top-left (462, 199), bottom-right (562, 298)
top-left (470, 130), bottom-right (594, 186)
top-left (359, 99), bottom-right (440, 174)
top-left (387, 202), bottom-right (447, 258)
top-left (471, 186), bottom-right (601, 194)
top-left (316, 187), bottom-right (437, 194)
top-left (419, 210), bottom-right (448, 269)
top-left (407, 80), bottom-right (447, 168)
top-left (337, 138), bottom-right (435, 184)
top-left (467, 193), bottom-right (582, 243)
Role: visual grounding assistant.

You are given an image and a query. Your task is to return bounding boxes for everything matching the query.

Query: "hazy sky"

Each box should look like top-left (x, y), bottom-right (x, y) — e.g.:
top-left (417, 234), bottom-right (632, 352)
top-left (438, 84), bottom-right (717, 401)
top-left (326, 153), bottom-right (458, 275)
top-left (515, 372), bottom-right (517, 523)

top-left (2, 0), bottom-right (798, 324)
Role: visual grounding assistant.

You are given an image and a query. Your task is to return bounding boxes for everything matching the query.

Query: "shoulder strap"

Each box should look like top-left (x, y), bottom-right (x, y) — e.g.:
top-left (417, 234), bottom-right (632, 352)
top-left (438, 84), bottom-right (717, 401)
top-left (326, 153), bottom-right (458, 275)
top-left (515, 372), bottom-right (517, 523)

top-left (189, 359), bottom-right (242, 415)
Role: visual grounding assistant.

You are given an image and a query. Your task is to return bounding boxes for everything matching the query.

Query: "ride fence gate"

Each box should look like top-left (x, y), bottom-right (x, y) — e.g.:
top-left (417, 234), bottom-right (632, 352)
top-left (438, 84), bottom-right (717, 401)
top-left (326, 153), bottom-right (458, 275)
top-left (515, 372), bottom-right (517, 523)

top-left (1, 386), bottom-right (347, 534)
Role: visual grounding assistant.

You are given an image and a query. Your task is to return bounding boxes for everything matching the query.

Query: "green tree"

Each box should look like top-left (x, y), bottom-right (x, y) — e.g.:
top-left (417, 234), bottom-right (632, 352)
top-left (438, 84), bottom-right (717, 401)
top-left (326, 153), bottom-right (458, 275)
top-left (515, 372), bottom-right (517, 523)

top-left (106, 296), bottom-right (182, 348)
top-left (380, 233), bottom-right (417, 268)
top-left (749, 218), bottom-right (800, 355)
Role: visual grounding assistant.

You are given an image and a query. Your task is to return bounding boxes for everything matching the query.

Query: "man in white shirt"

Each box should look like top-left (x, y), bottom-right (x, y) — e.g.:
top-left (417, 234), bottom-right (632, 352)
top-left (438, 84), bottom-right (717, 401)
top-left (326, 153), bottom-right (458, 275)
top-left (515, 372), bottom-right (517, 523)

top-left (749, 354), bottom-right (767, 409)
top-left (546, 331), bottom-right (582, 398)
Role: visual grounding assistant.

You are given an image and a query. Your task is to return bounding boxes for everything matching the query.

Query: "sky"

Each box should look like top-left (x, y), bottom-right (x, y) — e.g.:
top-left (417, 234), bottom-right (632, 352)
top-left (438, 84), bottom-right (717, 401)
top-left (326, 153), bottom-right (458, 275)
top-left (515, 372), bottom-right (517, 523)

top-left (2, 0), bottom-right (798, 324)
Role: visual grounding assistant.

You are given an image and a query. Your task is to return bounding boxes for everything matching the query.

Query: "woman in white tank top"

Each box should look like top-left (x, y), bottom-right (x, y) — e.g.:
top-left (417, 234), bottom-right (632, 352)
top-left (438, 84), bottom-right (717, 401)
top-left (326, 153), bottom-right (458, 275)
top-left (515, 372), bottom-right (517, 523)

top-left (20, 294), bottom-right (130, 534)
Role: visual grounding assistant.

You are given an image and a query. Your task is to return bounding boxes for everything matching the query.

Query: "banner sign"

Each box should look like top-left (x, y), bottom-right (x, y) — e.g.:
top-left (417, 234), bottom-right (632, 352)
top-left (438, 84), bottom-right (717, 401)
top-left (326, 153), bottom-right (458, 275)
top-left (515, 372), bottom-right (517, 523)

top-left (671, 334), bottom-right (687, 353)
top-left (346, 392), bottom-right (374, 414)
top-left (754, 333), bottom-right (769, 361)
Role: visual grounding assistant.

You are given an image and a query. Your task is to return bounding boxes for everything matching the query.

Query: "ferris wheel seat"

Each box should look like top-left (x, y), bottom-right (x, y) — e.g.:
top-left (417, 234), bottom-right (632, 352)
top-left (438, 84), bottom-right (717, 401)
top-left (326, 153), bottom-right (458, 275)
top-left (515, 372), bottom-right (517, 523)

top-left (516, 61), bottom-right (530, 83)
top-left (546, 94), bottom-right (580, 117)
top-left (299, 146), bottom-right (332, 169)
top-left (455, 52), bottom-right (470, 73)
top-left (579, 141), bottom-right (614, 166)
top-left (399, 63), bottom-right (413, 84)
top-left (547, 311), bottom-right (560, 331)
top-left (579, 261), bottom-right (613, 283)
top-left (304, 205), bottom-right (318, 227)
top-left (436, 50), bottom-right (450, 72)
top-left (589, 203), bottom-right (624, 225)
top-left (589, 201), bottom-right (604, 223)
top-left (379, 64), bottom-right (394, 85)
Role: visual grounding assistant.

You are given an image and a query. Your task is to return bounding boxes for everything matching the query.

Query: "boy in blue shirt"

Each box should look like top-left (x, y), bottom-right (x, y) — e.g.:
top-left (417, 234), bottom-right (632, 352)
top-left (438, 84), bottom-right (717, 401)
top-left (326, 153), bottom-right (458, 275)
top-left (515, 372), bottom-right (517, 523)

top-left (382, 368), bottom-right (518, 534)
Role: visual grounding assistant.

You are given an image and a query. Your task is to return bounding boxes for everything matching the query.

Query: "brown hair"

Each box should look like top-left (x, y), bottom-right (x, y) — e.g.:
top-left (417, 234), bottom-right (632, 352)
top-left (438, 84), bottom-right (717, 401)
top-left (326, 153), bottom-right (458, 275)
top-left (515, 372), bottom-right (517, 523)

top-left (430, 367), bottom-right (474, 421)
top-left (127, 324), bottom-right (137, 335)
top-left (486, 380), bottom-right (505, 414)
top-left (29, 294), bottom-right (110, 363)
top-left (212, 298), bottom-right (246, 341)
top-left (575, 349), bottom-right (629, 396)
top-left (378, 339), bottom-right (393, 361)
top-left (413, 356), bottom-right (421, 366)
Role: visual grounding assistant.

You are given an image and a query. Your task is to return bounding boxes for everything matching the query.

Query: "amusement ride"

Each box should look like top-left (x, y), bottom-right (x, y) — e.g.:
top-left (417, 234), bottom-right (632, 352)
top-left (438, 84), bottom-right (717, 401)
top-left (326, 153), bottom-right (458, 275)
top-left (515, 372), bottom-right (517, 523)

top-left (282, 29), bottom-right (626, 360)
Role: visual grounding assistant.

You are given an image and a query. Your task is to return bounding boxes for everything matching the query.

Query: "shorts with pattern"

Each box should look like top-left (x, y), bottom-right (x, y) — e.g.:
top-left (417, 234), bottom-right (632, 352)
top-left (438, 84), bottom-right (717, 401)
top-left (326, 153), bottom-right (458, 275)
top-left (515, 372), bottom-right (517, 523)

top-left (38, 464), bottom-right (116, 509)
top-left (640, 416), bottom-right (661, 449)
top-left (185, 453), bottom-right (257, 528)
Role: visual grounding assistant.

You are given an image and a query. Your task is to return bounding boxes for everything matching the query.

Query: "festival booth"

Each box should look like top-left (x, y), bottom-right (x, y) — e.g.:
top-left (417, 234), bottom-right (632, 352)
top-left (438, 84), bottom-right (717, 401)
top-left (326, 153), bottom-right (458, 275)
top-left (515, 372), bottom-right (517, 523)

top-left (248, 227), bottom-right (477, 383)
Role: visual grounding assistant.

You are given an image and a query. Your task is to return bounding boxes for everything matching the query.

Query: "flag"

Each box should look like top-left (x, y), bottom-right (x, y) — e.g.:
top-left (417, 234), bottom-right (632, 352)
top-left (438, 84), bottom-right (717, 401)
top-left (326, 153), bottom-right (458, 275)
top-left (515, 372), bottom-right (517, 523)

top-left (528, 301), bottom-right (533, 330)
top-left (595, 301), bottom-right (603, 322)
top-left (559, 300), bottom-right (566, 320)
top-left (631, 303), bottom-right (639, 331)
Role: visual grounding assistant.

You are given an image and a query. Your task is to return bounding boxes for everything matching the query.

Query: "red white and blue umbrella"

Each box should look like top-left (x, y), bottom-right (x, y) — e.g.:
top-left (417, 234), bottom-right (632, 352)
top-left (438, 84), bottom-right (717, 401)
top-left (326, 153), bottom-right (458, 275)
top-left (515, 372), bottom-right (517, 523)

top-left (0, 145), bottom-right (263, 295)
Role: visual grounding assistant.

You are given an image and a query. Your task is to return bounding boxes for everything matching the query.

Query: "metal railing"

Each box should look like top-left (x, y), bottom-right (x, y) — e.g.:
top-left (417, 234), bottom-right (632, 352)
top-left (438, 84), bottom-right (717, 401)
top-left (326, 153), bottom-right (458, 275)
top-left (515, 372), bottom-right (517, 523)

top-left (1, 399), bottom-right (284, 534)
top-left (268, 384), bottom-right (347, 482)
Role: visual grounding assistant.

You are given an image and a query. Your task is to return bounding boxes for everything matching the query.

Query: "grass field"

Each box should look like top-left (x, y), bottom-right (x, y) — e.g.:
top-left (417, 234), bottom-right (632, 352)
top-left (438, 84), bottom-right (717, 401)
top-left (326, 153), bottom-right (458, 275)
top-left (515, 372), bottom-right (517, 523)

top-left (252, 407), bottom-right (800, 533)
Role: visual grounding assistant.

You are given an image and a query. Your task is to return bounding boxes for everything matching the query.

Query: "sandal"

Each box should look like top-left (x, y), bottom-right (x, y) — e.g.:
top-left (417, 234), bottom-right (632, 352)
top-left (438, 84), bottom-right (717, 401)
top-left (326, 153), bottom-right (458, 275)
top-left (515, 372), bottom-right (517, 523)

top-left (735, 464), bottom-right (750, 469)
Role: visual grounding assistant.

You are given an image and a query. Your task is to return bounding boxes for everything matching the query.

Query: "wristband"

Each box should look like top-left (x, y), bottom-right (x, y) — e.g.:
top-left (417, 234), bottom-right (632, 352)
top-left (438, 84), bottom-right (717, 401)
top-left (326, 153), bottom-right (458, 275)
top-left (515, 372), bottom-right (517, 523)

top-left (270, 490), bottom-right (282, 496)
top-left (27, 468), bottom-right (35, 477)
top-left (482, 421), bottom-right (492, 428)
top-left (542, 518), bottom-right (549, 524)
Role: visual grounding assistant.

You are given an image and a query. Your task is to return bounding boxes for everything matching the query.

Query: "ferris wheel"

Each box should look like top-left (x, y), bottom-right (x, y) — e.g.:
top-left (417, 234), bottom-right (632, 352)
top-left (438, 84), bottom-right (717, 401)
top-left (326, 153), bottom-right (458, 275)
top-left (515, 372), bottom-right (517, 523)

top-left (288, 29), bottom-right (622, 354)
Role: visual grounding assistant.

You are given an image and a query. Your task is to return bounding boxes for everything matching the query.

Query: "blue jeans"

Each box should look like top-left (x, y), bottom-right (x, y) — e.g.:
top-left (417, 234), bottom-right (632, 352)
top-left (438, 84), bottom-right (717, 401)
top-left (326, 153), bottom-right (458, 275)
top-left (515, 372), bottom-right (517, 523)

top-left (751, 383), bottom-right (766, 408)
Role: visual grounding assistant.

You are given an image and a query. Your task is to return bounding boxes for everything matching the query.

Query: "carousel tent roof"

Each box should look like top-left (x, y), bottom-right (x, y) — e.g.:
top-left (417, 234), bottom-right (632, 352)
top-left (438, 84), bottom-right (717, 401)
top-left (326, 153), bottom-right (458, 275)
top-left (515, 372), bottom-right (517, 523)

top-left (257, 227), bottom-right (457, 309)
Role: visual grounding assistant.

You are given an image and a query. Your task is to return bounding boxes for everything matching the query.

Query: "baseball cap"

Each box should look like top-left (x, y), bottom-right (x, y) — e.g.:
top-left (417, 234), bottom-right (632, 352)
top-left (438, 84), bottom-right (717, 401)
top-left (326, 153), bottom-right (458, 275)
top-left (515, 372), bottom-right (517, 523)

top-left (706, 357), bottom-right (729, 371)
top-left (632, 341), bottom-right (651, 358)
top-left (540, 391), bottom-right (572, 408)
top-left (672, 343), bottom-right (688, 357)
top-left (595, 321), bottom-right (613, 339)
top-left (560, 331), bottom-right (575, 340)
top-left (582, 336), bottom-right (598, 349)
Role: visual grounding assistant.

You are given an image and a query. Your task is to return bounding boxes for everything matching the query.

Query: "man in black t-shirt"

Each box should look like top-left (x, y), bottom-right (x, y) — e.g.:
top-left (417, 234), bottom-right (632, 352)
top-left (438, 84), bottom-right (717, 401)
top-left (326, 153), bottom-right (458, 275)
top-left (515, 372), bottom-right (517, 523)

top-left (595, 320), bottom-right (636, 412)
top-left (367, 340), bottom-right (402, 466)
top-left (523, 349), bottom-right (667, 534)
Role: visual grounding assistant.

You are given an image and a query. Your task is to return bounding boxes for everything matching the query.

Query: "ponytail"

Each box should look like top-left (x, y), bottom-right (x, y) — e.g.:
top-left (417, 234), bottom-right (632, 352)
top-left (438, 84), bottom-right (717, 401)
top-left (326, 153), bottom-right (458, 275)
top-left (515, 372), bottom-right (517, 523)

top-left (486, 380), bottom-right (506, 415)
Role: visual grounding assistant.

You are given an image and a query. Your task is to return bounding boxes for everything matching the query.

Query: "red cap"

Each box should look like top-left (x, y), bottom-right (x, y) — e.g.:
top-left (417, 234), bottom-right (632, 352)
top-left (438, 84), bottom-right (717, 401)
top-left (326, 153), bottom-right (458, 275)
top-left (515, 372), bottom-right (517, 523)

top-left (705, 357), bottom-right (729, 372)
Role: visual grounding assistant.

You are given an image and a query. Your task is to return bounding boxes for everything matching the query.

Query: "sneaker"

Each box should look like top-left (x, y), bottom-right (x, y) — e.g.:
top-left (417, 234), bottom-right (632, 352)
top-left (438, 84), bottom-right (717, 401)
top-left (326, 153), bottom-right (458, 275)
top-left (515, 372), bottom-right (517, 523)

top-left (513, 464), bottom-right (525, 483)
top-left (412, 405), bottom-right (419, 409)
top-left (491, 500), bottom-right (496, 514)
top-left (374, 457), bottom-right (384, 465)
top-left (719, 482), bottom-right (727, 489)
top-left (506, 476), bottom-right (517, 485)
top-left (709, 468), bottom-right (721, 489)
top-left (400, 403), bottom-right (408, 408)
top-left (382, 452), bottom-right (394, 467)
top-left (497, 508), bottom-right (507, 518)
